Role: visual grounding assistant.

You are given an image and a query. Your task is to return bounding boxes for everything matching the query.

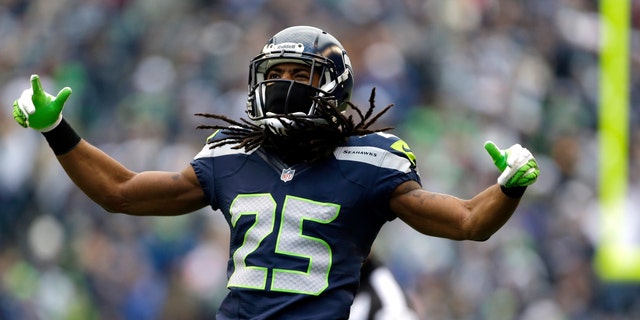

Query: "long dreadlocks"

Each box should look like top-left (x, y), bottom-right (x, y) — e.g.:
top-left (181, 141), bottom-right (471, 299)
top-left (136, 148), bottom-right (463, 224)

top-left (195, 88), bottom-right (393, 164)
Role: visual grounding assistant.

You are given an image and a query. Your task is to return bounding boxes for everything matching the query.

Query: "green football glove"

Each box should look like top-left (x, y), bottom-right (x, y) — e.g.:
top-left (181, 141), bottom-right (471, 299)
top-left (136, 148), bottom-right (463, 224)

top-left (484, 141), bottom-right (539, 188)
top-left (13, 74), bottom-right (72, 132)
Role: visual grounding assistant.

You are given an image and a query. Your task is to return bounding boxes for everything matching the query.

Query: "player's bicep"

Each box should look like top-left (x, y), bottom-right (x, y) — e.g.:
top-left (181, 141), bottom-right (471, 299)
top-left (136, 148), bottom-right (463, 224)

top-left (390, 181), bottom-right (471, 240)
top-left (117, 165), bottom-right (207, 216)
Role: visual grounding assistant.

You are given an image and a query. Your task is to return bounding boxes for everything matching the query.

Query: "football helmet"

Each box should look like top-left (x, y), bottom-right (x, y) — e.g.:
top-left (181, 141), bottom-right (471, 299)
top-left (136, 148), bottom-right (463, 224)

top-left (246, 26), bottom-right (354, 125)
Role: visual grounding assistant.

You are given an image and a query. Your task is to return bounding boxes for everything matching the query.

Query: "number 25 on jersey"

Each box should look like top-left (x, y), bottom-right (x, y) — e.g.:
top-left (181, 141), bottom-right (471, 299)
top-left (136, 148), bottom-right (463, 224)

top-left (227, 194), bottom-right (340, 296)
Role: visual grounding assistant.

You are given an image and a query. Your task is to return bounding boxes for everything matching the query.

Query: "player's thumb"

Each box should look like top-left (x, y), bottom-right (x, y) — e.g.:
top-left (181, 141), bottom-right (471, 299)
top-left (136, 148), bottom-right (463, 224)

top-left (52, 87), bottom-right (72, 113)
top-left (484, 141), bottom-right (507, 171)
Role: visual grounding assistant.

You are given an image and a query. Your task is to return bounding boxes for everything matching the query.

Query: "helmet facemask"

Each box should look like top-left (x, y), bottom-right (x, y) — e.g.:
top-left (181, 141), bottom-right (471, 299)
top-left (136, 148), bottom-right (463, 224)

top-left (248, 53), bottom-right (338, 114)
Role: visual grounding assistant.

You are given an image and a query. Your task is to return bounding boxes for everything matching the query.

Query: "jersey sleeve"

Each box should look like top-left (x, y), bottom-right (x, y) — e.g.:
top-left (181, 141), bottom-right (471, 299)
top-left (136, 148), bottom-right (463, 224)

top-left (190, 131), bottom-right (255, 212)
top-left (372, 133), bottom-right (421, 220)
top-left (190, 143), bottom-right (219, 210)
top-left (336, 133), bottom-right (421, 221)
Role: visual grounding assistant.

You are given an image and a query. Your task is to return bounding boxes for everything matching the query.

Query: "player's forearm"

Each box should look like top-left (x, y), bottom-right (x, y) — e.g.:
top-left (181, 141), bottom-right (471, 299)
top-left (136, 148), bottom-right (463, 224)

top-left (55, 140), bottom-right (207, 216)
top-left (56, 139), bottom-right (136, 212)
top-left (463, 184), bottom-right (521, 241)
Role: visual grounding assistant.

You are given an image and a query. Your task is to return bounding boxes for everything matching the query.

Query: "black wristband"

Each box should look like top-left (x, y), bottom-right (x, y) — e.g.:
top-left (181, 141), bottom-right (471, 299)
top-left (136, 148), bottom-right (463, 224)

top-left (41, 118), bottom-right (81, 155)
top-left (500, 185), bottom-right (527, 198)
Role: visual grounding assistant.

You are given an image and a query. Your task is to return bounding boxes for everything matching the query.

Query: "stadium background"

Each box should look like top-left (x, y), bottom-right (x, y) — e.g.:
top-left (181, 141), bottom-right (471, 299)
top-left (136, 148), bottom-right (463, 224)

top-left (1, 0), bottom-right (639, 319)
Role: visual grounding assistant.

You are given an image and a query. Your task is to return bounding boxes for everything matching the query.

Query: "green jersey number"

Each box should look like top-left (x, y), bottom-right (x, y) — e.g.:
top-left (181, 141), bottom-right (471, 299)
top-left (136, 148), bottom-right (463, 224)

top-left (227, 194), bottom-right (340, 295)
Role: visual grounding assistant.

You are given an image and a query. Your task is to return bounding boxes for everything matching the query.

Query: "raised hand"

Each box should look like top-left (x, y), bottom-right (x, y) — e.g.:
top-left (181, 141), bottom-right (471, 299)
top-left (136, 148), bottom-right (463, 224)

top-left (13, 74), bottom-right (72, 131)
top-left (484, 141), bottom-right (539, 188)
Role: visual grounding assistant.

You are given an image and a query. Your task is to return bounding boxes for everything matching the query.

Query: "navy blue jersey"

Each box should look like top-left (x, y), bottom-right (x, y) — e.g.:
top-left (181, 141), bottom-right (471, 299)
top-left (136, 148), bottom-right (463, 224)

top-left (190, 132), bottom-right (420, 320)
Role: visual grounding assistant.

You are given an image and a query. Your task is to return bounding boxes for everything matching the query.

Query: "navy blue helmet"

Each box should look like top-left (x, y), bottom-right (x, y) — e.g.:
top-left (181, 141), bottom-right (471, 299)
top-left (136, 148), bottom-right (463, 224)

top-left (246, 26), bottom-right (354, 123)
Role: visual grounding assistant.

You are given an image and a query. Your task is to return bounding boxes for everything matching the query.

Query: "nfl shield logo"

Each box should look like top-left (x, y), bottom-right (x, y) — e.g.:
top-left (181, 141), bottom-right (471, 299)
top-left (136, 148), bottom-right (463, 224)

top-left (280, 168), bottom-right (295, 182)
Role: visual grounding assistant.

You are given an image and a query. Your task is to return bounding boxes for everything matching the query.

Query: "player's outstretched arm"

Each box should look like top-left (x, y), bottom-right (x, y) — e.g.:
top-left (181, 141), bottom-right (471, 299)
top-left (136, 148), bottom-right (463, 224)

top-left (13, 74), bottom-right (207, 216)
top-left (57, 141), bottom-right (207, 216)
top-left (390, 141), bottom-right (539, 241)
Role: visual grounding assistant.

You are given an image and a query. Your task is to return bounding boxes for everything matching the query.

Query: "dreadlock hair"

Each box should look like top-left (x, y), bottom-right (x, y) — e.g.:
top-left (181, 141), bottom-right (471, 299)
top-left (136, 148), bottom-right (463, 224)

top-left (195, 88), bottom-right (393, 164)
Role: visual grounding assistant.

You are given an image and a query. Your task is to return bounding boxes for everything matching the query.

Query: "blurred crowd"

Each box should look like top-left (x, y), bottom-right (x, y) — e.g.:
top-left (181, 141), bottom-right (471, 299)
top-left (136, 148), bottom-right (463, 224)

top-left (1, 0), bottom-right (639, 319)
